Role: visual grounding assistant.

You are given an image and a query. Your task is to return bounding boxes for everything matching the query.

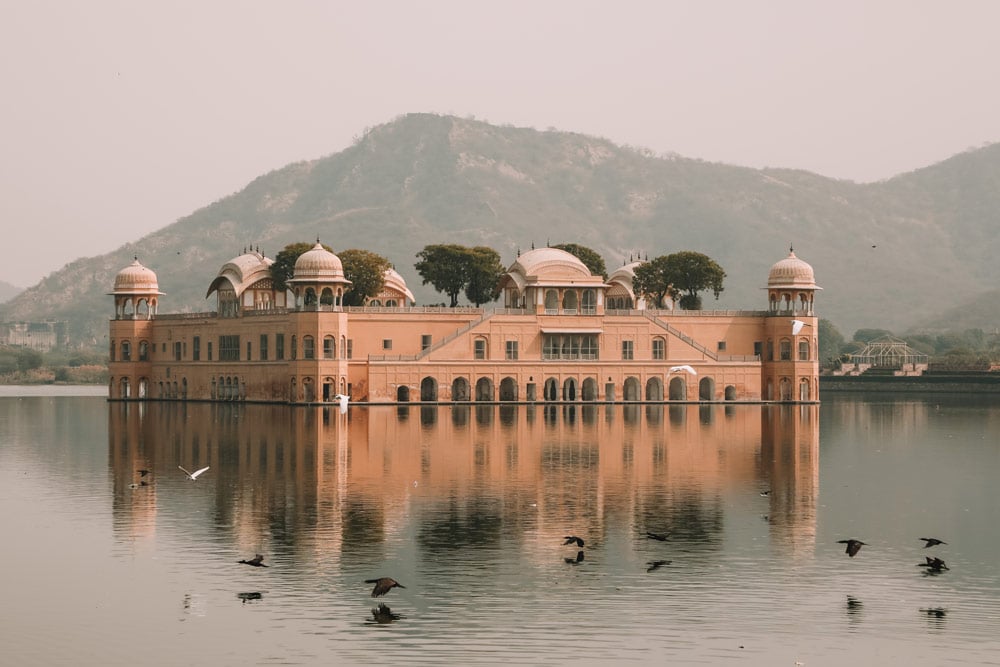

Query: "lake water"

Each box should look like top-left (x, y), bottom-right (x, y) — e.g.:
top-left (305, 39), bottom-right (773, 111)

top-left (1, 390), bottom-right (998, 666)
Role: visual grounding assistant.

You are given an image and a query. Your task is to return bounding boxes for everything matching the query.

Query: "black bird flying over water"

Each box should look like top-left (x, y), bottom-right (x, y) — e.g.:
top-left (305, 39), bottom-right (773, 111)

top-left (366, 577), bottom-right (405, 597)
top-left (838, 539), bottom-right (866, 557)
top-left (565, 550), bottom-right (585, 564)
top-left (919, 556), bottom-right (949, 572)
top-left (238, 554), bottom-right (268, 567)
top-left (919, 537), bottom-right (947, 548)
top-left (646, 532), bottom-right (669, 541)
top-left (646, 560), bottom-right (671, 572)
top-left (563, 535), bottom-right (585, 547)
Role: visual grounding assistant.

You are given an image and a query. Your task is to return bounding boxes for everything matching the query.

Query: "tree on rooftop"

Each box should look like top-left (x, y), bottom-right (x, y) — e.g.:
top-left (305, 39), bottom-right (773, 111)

top-left (339, 249), bottom-right (391, 307)
top-left (463, 246), bottom-right (505, 307)
top-left (633, 251), bottom-right (726, 310)
top-left (414, 244), bottom-right (472, 307)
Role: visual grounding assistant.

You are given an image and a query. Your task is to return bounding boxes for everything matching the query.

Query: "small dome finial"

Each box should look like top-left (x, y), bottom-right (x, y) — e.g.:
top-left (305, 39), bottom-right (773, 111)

top-left (789, 243), bottom-right (794, 254)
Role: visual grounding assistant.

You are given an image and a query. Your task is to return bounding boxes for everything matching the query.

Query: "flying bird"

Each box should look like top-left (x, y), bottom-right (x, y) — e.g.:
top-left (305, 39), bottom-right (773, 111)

top-left (918, 556), bottom-right (949, 572)
top-left (563, 535), bottom-right (585, 547)
top-left (646, 532), bottom-right (669, 541)
top-left (838, 539), bottom-right (866, 557)
top-left (668, 365), bottom-right (697, 375)
top-left (759, 490), bottom-right (771, 497)
top-left (366, 577), bottom-right (405, 598)
top-left (179, 465), bottom-right (210, 480)
top-left (333, 393), bottom-right (349, 414)
top-left (238, 554), bottom-right (268, 567)
top-left (565, 550), bottom-right (585, 564)
top-left (919, 537), bottom-right (947, 548)
top-left (646, 560), bottom-right (671, 572)
top-left (791, 319), bottom-right (806, 335)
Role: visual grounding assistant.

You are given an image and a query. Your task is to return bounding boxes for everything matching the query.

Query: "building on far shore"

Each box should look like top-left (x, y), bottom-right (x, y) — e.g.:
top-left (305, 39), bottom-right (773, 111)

top-left (108, 245), bottom-right (820, 404)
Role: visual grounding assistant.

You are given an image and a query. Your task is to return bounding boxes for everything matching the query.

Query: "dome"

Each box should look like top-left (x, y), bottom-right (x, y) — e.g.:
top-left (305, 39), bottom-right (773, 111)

top-left (504, 247), bottom-right (601, 288)
top-left (111, 258), bottom-right (163, 295)
top-left (206, 249), bottom-right (274, 298)
top-left (383, 267), bottom-right (416, 304)
top-left (289, 242), bottom-right (346, 283)
top-left (767, 249), bottom-right (820, 289)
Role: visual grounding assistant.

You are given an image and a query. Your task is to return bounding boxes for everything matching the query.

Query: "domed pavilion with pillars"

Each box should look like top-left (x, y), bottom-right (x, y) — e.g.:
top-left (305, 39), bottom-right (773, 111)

top-left (761, 247), bottom-right (822, 401)
top-left (108, 258), bottom-right (164, 399)
top-left (107, 244), bottom-right (821, 405)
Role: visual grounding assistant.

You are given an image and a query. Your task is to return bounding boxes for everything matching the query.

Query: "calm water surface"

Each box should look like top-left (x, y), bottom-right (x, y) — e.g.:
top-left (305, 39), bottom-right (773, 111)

top-left (1, 391), bottom-right (998, 666)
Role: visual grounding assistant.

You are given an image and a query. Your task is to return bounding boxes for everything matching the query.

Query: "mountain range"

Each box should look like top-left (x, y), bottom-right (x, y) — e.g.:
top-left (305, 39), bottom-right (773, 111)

top-left (3, 113), bottom-right (999, 346)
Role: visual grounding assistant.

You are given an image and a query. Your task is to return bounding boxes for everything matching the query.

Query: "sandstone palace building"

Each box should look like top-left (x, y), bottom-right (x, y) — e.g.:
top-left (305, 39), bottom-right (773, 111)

top-left (108, 245), bottom-right (820, 404)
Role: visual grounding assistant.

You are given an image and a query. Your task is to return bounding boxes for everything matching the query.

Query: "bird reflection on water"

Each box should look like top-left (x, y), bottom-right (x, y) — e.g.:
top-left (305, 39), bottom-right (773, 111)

top-left (368, 603), bottom-right (403, 624)
top-left (237, 591), bottom-right (263, 604)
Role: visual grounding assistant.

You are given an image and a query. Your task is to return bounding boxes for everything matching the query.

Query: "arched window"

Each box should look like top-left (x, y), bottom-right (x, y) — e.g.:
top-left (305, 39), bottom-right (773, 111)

top-left (324, 335), bottom-right (336, 359)
top-left (544, 289), bottom-right (559, 313)
top-left (303, 336), bottom-right (315, 359)
top-left (543, 378), bottom-right (558, 401)
top-left (779, 338), bottom-right (792, 361)
top-left (138, 340), bottom-right (149, 361)
top-left (798, 339), bottom-right (809, 361)
top-left (474, 337), bottom-right (488, 360)
top-left (581, 289), bottom-right (596, 314)
top-left (563, 290), bottom-right (578, 314)
top-left (320, 287), bottom-right (334, 305)
top-left (120, 340), bottom-right (131, 361)
top-left (304, 288), bottom-right (317, 306)
top-left (799, 378), bottom-right (811, 401)
top-left (652, 337), bottom-right (665, 360)
top-left (562, 377), bottom-right (577, 401)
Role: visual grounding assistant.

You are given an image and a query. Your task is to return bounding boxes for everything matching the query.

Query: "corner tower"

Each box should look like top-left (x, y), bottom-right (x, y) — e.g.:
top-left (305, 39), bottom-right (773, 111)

top-left (762, 248), bottom-right (821, 401)
top-left (108, 258), bottom-right (163, 399)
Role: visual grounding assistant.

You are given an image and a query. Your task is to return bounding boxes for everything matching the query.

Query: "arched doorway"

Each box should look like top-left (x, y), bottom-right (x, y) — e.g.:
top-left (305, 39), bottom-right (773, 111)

top-left (120, 377), bottom-right (130, 399)
top-left (799, 378), bottom-right (810, 401)
top-left (543, 378), bottom-right (559, 401)
top-left (724, 385), bottom-right (737, 401)
top-left (138, 378), bottom-right (148, 398)
top-left (668, 377), bottom-right (686, 400)
top-left (623, 376), bottom-right (640, 401)
top-left (699, 377), bottom-right (715, 401)
top-left (475, 377), bottom-right (494, 401)
top-left (779, 377), bottom-right (792, 401)
top-left (451, 377), bottom-right (470, 401)
top-left (397, 385), bottom-right (410, 402)
top-left (420, 377), bottom-right (438, 401)
top-left (562, 377), bottom-right (577, 401)
top-left (645, 377), bottom-right (664, 401)
top-left (499, 377), bottom-right (517, 401)
top-left (581, 377), bottom-right (598, 401)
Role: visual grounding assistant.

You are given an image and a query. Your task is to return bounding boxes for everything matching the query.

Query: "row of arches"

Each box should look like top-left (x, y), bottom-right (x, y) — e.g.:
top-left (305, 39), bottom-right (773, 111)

top-left (396, 375), bottom-right (739, 402)
top-left (766, 377), bottom-right (813, 401)
top-left (212, 376), bottom-right (246, 401)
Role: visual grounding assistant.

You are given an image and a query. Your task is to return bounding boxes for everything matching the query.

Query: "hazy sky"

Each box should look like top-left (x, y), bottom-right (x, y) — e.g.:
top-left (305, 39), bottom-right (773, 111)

top-left (3, 0), bottom-right (1000, 288)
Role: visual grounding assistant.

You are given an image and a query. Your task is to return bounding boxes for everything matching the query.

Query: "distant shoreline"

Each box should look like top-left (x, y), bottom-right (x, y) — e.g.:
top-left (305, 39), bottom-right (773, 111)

top-left (821, 374), bottom-right (1000, 394)
top-left (0, 385), bottom-right (108, 397)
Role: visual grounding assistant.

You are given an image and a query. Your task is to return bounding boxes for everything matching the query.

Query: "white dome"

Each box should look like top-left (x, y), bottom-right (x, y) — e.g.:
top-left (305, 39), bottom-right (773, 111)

top-left (290, 242), bottom-right (345, 282)
top-left (111, 258), bottom-right (162, 294)
top-left (767, 250), bottom-right (819, 289)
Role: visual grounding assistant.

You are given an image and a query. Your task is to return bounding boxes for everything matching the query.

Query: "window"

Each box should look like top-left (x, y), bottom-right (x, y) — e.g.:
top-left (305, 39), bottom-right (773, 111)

top-left (382, 339), bottom-right (392, 351)
top-left (174, 341), bottom-right (182, 361)
top-left (207, 341), bottom-right (213, 361)
top-left (474, 338), bottom-right (486, 360)
top-left (121, 341), bottom-right (131, 361)
top-left (347, 339), bottom-right (354, 359)
top-left (139, 341), bottom-right (149, 361)
top-left (303, 336), bottom-right (315, 360)
top-left (276, 334), bottom-right (284, 360)
top-left (246, 341), bottom-right (251, 360)
top-left (581, 289), bottom-right (597, 314)
top-left (766, 340), bottom-right (774, 361)
top-left (581, 335), bottom-right (598, 359)
top-left (544, 289), bottom-right (559, 314)
top-left (652, 338), bottom-right (665, 360)
top-left (798, 340), bottom-right (810, 361)
top-left (421, 334), bottom-right (432, 351)
top-left (259, 334), bottom-right (268, 361)
top-left (622, 340), bottom-right (634, 360)
top-left (717, 341), bottom-right (727, 351)
top-left (323, 335), bottom-right (335, 359)
top-left (543, 337), bottom-right (559, 359)
top-left (506, 340), bottom-right (518, 360)
top-left (193, 336), bottom-right (200, 361)
top-left (219, 335), bottom-right (240, 361)
top-left (779, 339), bottom-right (792, 361)
top-left (291, 335), bottom-right (297, 359)
top-left (753, 341), bottom-right (762, 358)
top-left (110, 339), bottom-right (115, 362)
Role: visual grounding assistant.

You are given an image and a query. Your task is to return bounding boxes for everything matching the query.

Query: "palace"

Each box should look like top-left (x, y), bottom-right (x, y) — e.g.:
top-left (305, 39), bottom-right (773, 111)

top-left (107, 245), bottom-right (820, 404)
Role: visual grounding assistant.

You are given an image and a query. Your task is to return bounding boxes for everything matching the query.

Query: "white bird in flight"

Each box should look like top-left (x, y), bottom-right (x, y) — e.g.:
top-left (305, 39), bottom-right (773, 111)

top-left (791, 319), bottom-right (806, 335)
top-left (668, 365), bottom-right (697, 375)
top-left (179, 465), bottom-right (210, 480)
top-left (333, 393), bottom-right (349, 414)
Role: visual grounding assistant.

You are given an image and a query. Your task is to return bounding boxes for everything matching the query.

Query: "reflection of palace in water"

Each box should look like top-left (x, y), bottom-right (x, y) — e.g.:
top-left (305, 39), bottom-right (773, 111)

top-left (108, 401), bottom-right (819, 560)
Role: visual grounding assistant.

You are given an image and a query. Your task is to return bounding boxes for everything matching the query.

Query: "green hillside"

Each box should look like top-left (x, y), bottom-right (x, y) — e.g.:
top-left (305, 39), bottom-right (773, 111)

top-left (3, 113), bottom-right (998, 346)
